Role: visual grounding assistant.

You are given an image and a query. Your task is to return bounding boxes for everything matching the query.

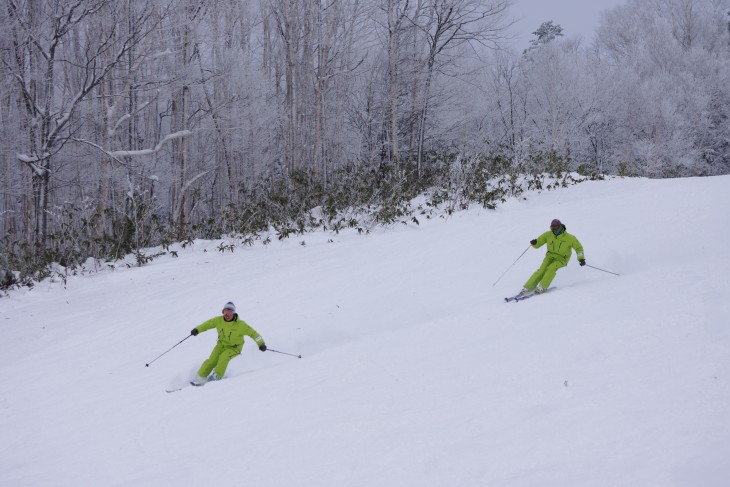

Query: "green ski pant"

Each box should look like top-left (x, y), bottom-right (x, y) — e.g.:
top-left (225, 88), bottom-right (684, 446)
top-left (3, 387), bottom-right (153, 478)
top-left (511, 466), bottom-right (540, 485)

top-left (524, 256), bottom-right (566, 290)
top-left (197, 343), bottom-right (241, 378)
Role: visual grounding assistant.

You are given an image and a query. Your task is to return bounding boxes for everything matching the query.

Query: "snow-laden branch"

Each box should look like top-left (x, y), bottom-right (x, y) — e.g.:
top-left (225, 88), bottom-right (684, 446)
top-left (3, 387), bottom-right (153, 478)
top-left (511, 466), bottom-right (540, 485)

top-left (71, 130), bottom-right (193, 170)
top-left (16, 153), bottom-right (43, 164)
top-left (108, 91), bottom-right (159, 137)
top-left (181, 170), bottom-right (212, 194)
top-left (110, 114), bottom-right (131, 136)
top-left (70, 138), bottom-right (131, 168)
top-left (109, 130), bottom-right (193, 158)
top-left (16, 153), bottom-right (51, 176)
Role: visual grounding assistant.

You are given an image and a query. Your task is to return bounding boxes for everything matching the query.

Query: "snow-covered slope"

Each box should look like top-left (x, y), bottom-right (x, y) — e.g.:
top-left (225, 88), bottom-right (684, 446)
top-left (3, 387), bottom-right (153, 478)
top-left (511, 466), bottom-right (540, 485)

top-left (1, 176), bottom-right (729, 487)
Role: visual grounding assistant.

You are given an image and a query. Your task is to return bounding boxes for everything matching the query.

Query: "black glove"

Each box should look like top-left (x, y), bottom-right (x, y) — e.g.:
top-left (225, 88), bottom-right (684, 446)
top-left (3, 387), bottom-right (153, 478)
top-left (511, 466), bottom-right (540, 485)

top-left (191, 328), bottom-right (199, 336)
top-left (530, 239), bottom-right (537, 245)
top-left (579, 259), bottom-right (586, 266)
top-left (259, 344), bottom-right (267, 352)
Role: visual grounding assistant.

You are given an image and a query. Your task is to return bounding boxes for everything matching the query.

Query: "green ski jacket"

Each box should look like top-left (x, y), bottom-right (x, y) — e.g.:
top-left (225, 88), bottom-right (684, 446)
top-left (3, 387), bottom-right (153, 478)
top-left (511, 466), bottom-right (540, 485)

top-left (532, 225), bottom-right (585, 265)
top-left (196, 314), bottom-right (265, 349)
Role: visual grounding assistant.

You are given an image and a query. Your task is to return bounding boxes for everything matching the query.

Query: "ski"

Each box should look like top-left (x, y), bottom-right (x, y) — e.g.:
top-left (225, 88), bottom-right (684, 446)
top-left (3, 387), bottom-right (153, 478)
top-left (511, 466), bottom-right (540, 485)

top-left (166, 376), bottom-right (221, 393)
top-left (514, 291), bottom-right (538, 302)
top-left (505, 291), bottom-right (534, 302)
top-left (165, 382), bottom-right (205, 393)
top-left (505, 287), bottom-right (554, 302)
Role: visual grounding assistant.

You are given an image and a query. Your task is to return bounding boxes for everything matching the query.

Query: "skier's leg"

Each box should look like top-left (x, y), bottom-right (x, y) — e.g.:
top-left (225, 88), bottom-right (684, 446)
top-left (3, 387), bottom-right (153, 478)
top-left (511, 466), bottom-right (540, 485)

top-left (213, 348), bottom-right (241, 379)
top-left (539, 260), bottom-right (566, 289)
top-left (197, 343), bottom-right (224, 378)
top-left (524, 257), bottom-right (551, 290)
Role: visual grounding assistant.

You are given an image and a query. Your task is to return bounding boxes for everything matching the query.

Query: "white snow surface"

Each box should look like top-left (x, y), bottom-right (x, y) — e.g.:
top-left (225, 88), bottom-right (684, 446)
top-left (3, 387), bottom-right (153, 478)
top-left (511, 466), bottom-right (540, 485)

top-left (1, 176), bottom-right (729, 487)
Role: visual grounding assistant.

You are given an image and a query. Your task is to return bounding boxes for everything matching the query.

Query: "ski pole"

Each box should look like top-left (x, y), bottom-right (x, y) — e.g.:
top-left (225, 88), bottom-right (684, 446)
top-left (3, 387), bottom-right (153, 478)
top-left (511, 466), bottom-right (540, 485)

top-left (145, 334), bottom-right (192, 367)
top-left (267, 348), bottom-right (302, 359)
top-left (585, 264), bottom-right (620, 276)
top-left (492, 245), bottom-right (531, 286)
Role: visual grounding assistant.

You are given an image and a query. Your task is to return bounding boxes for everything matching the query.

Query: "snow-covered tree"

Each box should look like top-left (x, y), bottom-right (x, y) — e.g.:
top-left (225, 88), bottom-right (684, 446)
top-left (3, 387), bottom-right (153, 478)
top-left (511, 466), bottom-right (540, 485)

top-left (1, 0), bottom-right (164, 253)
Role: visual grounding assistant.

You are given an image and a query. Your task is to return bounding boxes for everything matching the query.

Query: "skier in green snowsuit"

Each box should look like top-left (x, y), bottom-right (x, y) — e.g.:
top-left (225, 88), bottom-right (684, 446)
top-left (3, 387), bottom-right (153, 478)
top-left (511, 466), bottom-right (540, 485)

top-left (521, 219), bottom-right (585, 295)
top-left (190, 301), bottom-right (266, 384)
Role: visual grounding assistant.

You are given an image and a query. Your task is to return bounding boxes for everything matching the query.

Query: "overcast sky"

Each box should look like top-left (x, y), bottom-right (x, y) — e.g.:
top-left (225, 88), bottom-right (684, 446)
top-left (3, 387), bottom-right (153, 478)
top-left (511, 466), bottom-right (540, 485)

top-left (509, 0), bottom-right (627, 48)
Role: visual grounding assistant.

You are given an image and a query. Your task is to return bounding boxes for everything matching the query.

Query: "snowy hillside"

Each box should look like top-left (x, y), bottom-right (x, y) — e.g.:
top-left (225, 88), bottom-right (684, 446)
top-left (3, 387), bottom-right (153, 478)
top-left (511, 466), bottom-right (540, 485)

top-left (1, 176), bottom-right (729, 487)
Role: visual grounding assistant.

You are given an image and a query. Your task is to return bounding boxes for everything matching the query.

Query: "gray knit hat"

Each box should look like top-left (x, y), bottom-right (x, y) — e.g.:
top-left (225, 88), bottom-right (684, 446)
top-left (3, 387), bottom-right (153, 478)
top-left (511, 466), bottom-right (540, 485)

top-left (223, 301), bottom-right (236, 312)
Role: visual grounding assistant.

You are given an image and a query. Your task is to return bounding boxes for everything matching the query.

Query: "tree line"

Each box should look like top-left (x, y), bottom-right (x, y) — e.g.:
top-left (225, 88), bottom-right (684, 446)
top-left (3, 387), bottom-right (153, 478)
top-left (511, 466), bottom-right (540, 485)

top-left (1, 0), bottom-right (729, 285)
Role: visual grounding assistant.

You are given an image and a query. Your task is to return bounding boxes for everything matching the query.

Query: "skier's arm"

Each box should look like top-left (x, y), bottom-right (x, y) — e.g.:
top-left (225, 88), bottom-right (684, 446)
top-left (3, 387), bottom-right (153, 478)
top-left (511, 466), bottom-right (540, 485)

top-left (245, 326), bottom-right (267, 351)
top-left (192, 317), bottom-right (218, 335)
top-left (532, 231), bottom-right (549, 248)
top-left (572, 236), bottom-right (585, 261)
